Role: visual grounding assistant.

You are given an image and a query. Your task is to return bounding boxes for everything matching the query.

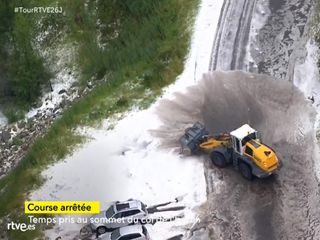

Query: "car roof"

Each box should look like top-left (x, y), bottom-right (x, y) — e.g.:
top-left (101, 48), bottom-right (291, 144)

top-left (115, 203), bottom-right (130, 211)
top-left (118, 224), bottom-right (144, 235)
top-left (230, 124), bottom-right (256, 140)
top-left (114, 200), bottom-right (142, 212)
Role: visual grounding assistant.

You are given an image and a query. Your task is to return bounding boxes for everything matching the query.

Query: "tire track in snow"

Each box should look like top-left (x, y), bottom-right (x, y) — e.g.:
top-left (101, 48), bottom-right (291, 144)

top-left (209, 0), bottom-right (256, 71)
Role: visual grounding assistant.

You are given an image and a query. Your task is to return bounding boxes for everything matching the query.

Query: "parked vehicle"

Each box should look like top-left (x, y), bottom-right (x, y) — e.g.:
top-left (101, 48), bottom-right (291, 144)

top-left (90, 199), bottom-right (148, 235)
top-left (98, 224), bottom-right (150, 240)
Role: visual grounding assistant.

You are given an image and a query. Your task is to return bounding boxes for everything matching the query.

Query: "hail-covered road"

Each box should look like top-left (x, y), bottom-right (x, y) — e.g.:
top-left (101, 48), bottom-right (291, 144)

top-left (197, 0), bottom-right (320, 239)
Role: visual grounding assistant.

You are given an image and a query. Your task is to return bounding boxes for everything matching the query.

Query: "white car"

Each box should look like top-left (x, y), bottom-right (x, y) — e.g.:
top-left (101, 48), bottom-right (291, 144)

top-left (90, 199), bottom-right (148, 235)
top-left (98, 224), bottom-right (150, 240)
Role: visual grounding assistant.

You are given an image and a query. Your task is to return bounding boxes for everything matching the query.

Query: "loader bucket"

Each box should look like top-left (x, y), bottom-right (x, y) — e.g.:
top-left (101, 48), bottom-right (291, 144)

top-left (180, 122), bottom-right (209, 155)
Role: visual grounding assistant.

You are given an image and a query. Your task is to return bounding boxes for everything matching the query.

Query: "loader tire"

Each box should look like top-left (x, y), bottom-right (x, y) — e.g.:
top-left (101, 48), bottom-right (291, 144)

top-left (210, 151), bottom-right (227, 168)
top-left (97, 226), bottom-right (107, 235)
top-left (181, 147), bottom-right (192, 155)
top-left (239, 162), bottom-right (253, 180)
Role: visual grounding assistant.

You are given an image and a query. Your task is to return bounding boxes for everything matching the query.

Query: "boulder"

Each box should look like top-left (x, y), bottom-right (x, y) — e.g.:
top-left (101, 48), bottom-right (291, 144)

top-left (59, 99), bottom-right (67, 109)
top-left (17, 121), bottom-right (26, 129)
top-left (87, 81), bottom-right (93, 89)
top-left (58, 89), bottom-right (67, 95)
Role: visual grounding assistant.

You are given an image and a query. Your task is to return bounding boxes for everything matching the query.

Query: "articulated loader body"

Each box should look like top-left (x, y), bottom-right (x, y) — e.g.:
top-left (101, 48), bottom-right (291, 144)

top-left (180, 122), bottom-right (280, 180)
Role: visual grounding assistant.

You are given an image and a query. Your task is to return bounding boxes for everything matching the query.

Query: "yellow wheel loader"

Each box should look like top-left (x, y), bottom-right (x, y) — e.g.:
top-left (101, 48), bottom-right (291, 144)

top-left (180, 122), bottom-right (280, 180)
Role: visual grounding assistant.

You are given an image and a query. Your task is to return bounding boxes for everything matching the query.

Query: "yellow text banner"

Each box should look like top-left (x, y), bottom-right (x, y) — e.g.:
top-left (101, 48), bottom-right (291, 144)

top-left (25, 201), bottom-right (100, 214)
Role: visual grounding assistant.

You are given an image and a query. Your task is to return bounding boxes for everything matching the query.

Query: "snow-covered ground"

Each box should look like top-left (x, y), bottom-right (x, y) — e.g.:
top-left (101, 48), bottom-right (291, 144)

top-left (293, 39), bottom-right (320, 181)
top-left (32, 112), bottom-right (206, 239)
top-left (164, 0), bottom-right (224, 98)
top-left (30, 0), bottom-right (224, 239)
top-left (293, 40), bottom-right (320, 105)
top-left (26, 44), bottom-right (78, 119)
top-left (245, 0), bottom-right (270, 70)
top-left (0, 111), bottom-right (7, 127)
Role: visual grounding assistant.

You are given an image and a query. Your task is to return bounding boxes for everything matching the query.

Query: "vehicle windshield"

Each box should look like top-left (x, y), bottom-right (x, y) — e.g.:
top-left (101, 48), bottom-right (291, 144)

top-left (105, 205), bottom-right (115, 218)
top-left (241, 132), bottom-right (257, 146)
top-left (111, 228), bottom-right (121, 240)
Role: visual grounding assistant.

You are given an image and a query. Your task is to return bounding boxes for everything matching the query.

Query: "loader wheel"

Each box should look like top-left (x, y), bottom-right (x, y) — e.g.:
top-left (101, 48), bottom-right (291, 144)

top-left (181, 147), bottom-right (192, 155)
top-left (239, 162), bottom-right (253, 180)
top-left (210, 152), bottom-right (227, 168)
top-left (97, 226), bottom-right (107, 235)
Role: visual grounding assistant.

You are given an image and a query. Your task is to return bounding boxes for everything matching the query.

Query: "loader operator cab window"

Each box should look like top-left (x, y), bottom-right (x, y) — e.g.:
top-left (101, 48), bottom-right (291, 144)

top-left (241, 132), bottom-right (257, 146)
top-left (245, 146), bottom-right (253, 156)
top-left (233, 137), bottom-right (241, 154)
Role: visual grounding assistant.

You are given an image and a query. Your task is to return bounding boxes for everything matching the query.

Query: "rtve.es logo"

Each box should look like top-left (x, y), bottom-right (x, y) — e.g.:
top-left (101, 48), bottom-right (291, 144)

top-left (7, 221), bottom-right (35, 232)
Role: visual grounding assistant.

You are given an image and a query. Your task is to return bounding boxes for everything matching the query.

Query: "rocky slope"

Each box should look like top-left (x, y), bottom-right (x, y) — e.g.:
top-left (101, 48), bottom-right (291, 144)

top-left (0, 81), bottom-right (98, 178)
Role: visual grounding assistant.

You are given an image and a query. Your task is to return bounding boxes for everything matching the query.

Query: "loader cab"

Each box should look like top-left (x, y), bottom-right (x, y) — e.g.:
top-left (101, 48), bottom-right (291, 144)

top-left (230, 124), bottom-right (258, 155)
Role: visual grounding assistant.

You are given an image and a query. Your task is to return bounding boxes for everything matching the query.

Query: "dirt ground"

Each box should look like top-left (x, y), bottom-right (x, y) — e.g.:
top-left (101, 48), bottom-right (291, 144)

top-left (154, 71), bottom-right (320, 240)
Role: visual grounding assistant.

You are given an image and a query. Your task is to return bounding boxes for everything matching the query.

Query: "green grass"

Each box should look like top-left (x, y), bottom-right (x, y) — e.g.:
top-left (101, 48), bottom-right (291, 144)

top-left (0, 1), bottom-right (52, 112)
top-left (2, 103), bottom-right (28, 123)
top-left (0, 0), bottom-right (199, 239)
